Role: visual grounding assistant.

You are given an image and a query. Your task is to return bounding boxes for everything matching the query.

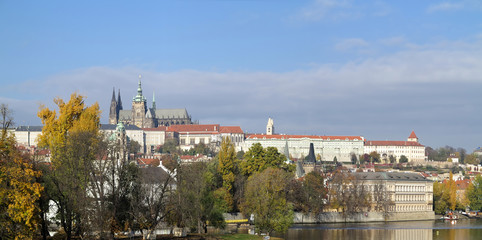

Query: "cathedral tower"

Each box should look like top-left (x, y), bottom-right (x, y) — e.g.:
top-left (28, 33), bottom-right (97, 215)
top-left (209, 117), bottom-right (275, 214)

top-left (109, 88), bottom-right (118, 124)
top-left (132, 76), bottom-right (148, 128)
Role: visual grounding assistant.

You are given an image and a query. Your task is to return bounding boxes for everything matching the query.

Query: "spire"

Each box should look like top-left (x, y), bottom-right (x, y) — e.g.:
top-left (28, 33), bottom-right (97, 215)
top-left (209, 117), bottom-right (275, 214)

top-left (117, 89), bottom-right (123, 110)
top-left (111, 87), bottom-right (116, 103)
top-left (152, 92), bottom-right (156, 110)
top-left (133, 74), bottom-right (147, 103)
top-left (305, 143), bottom-right (316, 163)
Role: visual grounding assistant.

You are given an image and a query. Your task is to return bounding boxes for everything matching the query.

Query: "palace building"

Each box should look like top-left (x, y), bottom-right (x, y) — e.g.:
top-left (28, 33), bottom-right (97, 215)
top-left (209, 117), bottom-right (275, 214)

top-left (109, 77), bottom-right (192, 128)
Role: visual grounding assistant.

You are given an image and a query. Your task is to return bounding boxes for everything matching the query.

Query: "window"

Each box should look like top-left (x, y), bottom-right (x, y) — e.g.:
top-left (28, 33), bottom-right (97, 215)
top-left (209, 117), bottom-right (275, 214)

top-left (190, 139), bottom-right (195, 145)
top-left (200, 138), bottom-right (205, 144)
top-left (180, 139), bottom-right (186, 145)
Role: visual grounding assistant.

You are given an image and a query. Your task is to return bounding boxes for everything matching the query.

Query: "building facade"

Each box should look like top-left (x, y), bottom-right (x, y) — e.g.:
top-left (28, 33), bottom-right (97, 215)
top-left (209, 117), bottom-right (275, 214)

top-left (109, 78), bottom-right (192, 128)
top-left (244, 118), bottom-right (364, 162)
top-left (352, 172), bottom-right (434, 213)
top-left (364, 131), bottom-right (426, 163)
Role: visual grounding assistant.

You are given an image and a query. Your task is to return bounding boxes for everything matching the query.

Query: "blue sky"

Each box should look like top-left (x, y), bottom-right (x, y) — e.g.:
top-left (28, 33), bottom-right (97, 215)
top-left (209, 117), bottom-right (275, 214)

top-left (1, 0), bottom-right (482, 151)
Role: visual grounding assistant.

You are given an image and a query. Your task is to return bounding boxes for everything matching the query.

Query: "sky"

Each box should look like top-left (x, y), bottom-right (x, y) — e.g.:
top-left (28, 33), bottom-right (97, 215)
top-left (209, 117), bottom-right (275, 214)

top-left (1, 0), bottom-right (482, 151)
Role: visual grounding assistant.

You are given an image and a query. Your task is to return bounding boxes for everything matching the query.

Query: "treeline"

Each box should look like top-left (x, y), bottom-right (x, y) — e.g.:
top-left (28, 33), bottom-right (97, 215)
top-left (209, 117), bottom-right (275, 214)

top-left (426, 146), bottom-right (481, 164)
top-left (433, 172), bottom-right (482, 214)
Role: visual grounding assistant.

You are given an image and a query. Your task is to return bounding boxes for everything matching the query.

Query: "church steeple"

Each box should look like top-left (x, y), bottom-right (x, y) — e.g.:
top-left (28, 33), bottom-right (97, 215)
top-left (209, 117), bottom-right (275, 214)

top-left (117, 89), bottom-right (123, 110)
top-left (133, 75), bottom-right (147, 103)
top-left (109, 87), bottom-right (118, 124)
top-left (111, 87), bottom-right (116, 103)
top-left (152, 92), bottom-right (156, 110)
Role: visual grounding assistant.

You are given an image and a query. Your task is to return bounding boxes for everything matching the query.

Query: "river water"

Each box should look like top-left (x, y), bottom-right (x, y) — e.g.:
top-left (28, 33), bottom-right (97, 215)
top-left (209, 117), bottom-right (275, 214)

top-left (276, 219), bottom-right (482, 240)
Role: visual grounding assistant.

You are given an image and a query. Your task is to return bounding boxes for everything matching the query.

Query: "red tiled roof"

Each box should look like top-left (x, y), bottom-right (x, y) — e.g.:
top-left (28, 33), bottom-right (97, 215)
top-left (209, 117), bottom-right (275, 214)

top-left (456, 179), bottom-right (471, 190)
top-left (220, 126), bottom-right (243, 134)
top-left (409, 131), bottom-right (418, 139)
top-left (167, 124), bottom-right (220, 133)
top-left (137, 158), bottom-right (160, 167)
top-left (143, 126), bottom-right (167, 131)
top-left (245, 134), bottom-right (363, 141)
top-left (365, 140), bottom-right (424, 147)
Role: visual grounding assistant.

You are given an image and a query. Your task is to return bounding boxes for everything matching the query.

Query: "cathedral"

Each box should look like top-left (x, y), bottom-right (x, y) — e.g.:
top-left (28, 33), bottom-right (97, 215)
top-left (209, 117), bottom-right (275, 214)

top-left (109, 78), bottom-right (192, 128)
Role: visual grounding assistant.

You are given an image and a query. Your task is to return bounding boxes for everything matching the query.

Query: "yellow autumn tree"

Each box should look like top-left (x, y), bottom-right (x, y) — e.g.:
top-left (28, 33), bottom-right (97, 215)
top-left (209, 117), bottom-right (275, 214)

top-left (37, 94), bottom-right (100, 240)
top-left (0, 104), bottom-right (43, 239)
top-left (448, 172), bottom-right (457, 211)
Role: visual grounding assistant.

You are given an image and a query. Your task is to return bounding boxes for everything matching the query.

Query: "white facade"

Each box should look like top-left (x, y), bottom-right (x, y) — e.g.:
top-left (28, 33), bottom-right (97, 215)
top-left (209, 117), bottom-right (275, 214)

top-left (364, 132), bottom-right (425, 163)
top-left (352, 172), bottom-right (434, 213)
top-left (144, 127), bottom-right (167, 154)
top-left (244, 134), bottom-right (364, 162)
top-left (14, 127), bottom-right (43, 147)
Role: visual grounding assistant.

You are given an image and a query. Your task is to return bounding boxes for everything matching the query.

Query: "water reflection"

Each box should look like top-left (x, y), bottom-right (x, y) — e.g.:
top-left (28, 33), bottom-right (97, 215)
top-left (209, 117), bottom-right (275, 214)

top-left (280, 220), bottom-right (482, 240)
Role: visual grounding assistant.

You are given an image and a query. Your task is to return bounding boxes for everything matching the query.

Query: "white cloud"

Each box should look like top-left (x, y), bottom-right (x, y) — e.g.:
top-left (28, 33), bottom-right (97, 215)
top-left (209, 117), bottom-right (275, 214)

top-left (297, 0), bottom-right (354, 21)
top-left (427, 2), bottom-right (463, 13)
top-left (3, 38), bottom-right (482, 149)
top-left (295, 0), bottom-right (392, 21)
top-left (335, 38), bottom-right (369, 51)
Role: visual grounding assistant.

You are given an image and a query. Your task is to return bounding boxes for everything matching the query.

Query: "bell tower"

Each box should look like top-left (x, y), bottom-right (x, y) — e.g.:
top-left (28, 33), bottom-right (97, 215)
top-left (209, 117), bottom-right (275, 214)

top-left (266, 117), bottom-right (274, 135)
top-left (132, 75), bottom-right (147, 128)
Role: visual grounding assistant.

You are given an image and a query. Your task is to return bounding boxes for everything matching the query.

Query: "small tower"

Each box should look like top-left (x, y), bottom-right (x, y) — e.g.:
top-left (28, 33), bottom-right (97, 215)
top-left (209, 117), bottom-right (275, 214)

top-left (132, 75), bottom-right (148, 128)
top-left (408, 131), bottom-right (418, 142)
top-left (152, 92), bottom-right (156, 110)
top-left (109, 88), bottom-right (118, 124)
top-left (266, 117), bottom-right (274, 135)
top-left (117, 89), bottom-right (123, 111)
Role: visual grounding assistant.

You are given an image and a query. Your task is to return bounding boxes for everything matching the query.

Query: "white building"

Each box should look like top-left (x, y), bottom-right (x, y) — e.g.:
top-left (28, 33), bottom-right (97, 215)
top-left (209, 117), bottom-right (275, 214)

top-left (351, 172), bottom-right (434, 213)
top-left (143, 126), bottom-right (167, 154)
top-left (13, 126), bottom-right (43, 147)
top-left (244, 134), bottom-right (364, 162)
top-left (166, 124), bottom-right (244, 152)
top-left (243, 118), bottom-right (364, 162)
top-left (364, 131), bottom-right (426, 163)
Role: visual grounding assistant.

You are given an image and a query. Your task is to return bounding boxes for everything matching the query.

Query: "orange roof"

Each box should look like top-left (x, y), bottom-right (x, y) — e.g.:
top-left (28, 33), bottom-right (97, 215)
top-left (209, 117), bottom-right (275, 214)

top-left (137, 158), bottom-right (160, 167)
top-left (220, 126), bottom-right (243, 134)
top-left (456, 179), bottom-right (471, 190)
top-left (409, 131), bottom-right (418, 139)
top-left (167, 124), bottom-right (220, 133)
top-left (143, 126), bottom-right (167, 131)
top-left (246, 134), bottom-right (363, 141)
top-left (365, 140), bottom-right (424, 147)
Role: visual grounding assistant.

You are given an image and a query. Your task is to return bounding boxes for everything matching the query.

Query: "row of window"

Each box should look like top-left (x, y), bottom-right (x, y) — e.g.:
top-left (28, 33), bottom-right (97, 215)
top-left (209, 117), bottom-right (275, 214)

top-left (395, 185), bottom-right (426, 192)
top-left (395, 194), bottom-right (425, 202)
top-left (394, 205), bottom-right (430, 212)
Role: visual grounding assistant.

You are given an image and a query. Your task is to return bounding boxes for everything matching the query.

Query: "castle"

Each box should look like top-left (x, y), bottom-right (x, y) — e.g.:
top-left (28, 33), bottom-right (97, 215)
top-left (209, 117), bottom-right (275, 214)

top-left (109, 77), bottom-right (192, 128)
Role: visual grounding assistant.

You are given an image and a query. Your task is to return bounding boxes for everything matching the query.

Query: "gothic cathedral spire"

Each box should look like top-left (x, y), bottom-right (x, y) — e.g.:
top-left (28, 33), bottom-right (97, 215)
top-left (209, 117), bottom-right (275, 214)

top-left (109, 87), bottom-right (118, 124)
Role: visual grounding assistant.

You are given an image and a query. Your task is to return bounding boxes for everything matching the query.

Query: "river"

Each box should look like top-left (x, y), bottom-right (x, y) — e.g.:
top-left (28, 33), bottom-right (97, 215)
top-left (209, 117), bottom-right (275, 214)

top-left (275, 219), bottom-right (482, 240)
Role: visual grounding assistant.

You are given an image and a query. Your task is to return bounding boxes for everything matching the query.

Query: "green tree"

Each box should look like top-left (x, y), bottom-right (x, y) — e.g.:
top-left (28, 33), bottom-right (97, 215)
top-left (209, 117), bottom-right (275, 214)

top-left (241, 143), bottom-right (293, 176)
top-left (160, 139), bottom-right (180, 154)
top-left (303, 171), bottom-right (328, 214)
top-left (350, 153), bottom-right (358, 164)
top-left (389, 155), bottom-right (397, 164)
top-left (241, 143), bottom-right (265, 176)
top-left (399, 155), bottom-right (409, 163)
top-left (464, 154), bottom-right (479, 165)
top-left (0, 104), bottom-right (43, 239)
top-left (466, 175), bottom-right (482, 211)
top-left (129, 139), bottom-right (142, 155)
top-left (217, 137), bottom-right (236, 211)
top-left (37, 94), bottom-right (101, 240)
top-left (369, 151), bottom-right (380, 163)
top-left (241, 168), bottom-right (294, 235)
top-left (169, 162), bottom-right (225, 233)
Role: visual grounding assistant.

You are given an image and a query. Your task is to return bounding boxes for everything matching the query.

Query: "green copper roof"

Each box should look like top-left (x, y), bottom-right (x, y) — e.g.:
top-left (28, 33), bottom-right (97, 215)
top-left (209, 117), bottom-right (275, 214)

top-left (133, 78), bottom-right (147, 102)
